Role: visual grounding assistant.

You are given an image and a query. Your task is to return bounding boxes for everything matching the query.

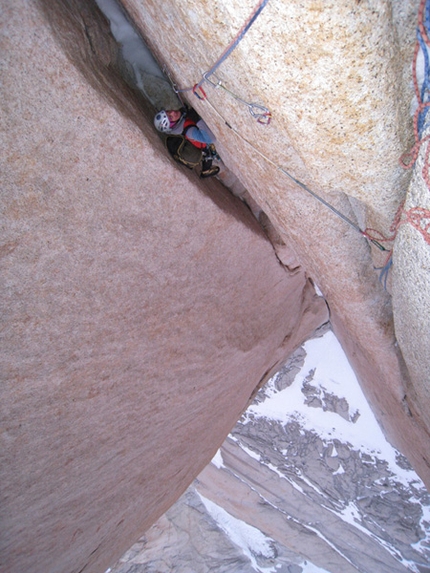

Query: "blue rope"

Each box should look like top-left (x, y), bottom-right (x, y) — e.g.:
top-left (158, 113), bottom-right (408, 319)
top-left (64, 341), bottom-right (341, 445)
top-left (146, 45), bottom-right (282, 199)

top-left (173, 0), bottom-right (271, 123)
top-left (417, 0), bottom-right (430, 136)
top-left (375, 256), bottom-right (393, 291)
top-left (195, 0), bottom-right (269, 90)
top-left (417, 34), bottom-right (429, 135)
top-left (173, 0), bottom-right (269, 94)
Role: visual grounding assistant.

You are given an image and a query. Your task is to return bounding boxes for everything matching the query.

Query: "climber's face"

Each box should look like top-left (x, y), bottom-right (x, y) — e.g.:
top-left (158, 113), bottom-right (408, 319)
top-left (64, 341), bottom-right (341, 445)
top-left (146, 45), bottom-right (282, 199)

top-left (166, 110), bottom-right (181, 126)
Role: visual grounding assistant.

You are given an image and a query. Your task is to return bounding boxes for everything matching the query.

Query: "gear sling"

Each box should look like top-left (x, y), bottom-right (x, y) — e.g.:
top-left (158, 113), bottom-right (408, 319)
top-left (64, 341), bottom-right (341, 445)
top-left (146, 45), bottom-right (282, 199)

top-left (164, 120), bottom-right (206, 170)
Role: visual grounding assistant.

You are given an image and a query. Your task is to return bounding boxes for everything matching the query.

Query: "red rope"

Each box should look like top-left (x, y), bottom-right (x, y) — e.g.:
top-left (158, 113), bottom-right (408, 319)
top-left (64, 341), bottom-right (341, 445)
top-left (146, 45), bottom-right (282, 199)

top-left (365, 202), bottom-right (430, 247)
top-left (363, 202), bottom-right (404, 251)
top-left (400, 0), bottom-right (430, 189)
top-left (193, 84), bottom-right (207, 100)
top-left (405, 206), bottom-right (430, 244)
top-left (388, 0), bottom-right (430, 249)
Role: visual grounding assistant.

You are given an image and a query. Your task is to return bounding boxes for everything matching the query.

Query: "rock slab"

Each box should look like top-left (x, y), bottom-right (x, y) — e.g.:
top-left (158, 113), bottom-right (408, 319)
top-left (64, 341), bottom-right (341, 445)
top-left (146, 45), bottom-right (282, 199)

top-left (0, 1), bottom-right (327, 573)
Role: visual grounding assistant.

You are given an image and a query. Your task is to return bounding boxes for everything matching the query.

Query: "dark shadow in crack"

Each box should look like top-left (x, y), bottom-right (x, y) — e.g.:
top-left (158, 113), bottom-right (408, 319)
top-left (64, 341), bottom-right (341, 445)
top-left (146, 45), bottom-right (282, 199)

top-left (35, 0), bottom-right (280, 243)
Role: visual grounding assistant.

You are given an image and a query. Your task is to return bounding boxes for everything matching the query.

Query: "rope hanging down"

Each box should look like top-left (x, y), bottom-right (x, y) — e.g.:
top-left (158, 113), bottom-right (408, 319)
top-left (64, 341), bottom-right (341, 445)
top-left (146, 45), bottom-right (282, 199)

top-left (175, 0), bottom-right (272, 124)
top-left (371, 0), bottom-right (430, 285)
top-left (195, 0), bottom-right (269, 90)
top-left (400, 0), bottom-right (430, 187)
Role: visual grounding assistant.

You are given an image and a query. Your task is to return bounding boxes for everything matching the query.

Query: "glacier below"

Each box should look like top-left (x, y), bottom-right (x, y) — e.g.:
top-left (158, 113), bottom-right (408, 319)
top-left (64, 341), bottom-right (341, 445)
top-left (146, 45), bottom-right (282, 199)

top-left (108, 328), bottom-right (430, 573)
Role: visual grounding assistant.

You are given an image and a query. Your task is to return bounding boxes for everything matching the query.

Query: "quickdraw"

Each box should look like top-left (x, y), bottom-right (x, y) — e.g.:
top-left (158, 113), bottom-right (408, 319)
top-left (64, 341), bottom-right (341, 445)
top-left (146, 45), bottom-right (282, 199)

top-left (192, 84), bottom-right (207, 101)
top-left (203, 73), bottom-right (271, 125)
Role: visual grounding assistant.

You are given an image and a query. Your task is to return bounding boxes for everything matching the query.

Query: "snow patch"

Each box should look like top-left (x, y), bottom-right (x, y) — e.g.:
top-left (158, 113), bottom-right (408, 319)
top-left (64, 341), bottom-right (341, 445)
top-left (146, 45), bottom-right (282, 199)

top-left (211, 449), bottom-right (225, 469)
top-left (299, 562), bottom-right (332, 573)
top-left (94, 0), bottom-right (178, 108)
top-left (332, 464), bottom-right (345, 475)
top-left (246, 331), bottom-right (422, 487)
top-left (197, 493), bottom-right (276, 573)
top-left (95, 0), bottom-right (165, 79)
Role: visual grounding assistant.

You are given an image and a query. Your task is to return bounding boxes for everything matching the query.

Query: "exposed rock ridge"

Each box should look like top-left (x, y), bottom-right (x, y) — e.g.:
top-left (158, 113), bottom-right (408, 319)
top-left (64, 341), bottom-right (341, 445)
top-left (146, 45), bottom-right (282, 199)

top-left (122, 0), bottom-right (430, 488)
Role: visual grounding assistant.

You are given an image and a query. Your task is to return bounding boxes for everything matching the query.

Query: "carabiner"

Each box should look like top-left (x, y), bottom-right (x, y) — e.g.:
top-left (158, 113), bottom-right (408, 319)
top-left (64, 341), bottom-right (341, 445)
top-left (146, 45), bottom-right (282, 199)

top-left (248, 102), bottom-right (272, 125)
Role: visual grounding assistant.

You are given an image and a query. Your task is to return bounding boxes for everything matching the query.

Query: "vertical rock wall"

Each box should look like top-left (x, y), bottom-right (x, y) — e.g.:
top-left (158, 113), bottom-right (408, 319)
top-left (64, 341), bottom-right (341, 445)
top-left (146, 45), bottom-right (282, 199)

top-left (0, 1), bottom-right (327, 572)
top-left (124, 0), bottom-right (430, 487)
top-left (2, 0), bottom-right (430, 571)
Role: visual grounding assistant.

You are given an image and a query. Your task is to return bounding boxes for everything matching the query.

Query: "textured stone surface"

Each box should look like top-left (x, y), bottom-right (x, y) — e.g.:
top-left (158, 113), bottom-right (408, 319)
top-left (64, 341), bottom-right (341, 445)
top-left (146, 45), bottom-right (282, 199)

top-left (0, 2), bottom-right (327, 573)
top-left (124, 0), bottom-right (430, 487)
top-left (111, 336), bottom-right (430, 573)
top-left (2, 1), bottom-right (430, 572)
top-left (110, 489), bottom-right (255, 573)
top-left (392, 124), bottom-right (430, 430)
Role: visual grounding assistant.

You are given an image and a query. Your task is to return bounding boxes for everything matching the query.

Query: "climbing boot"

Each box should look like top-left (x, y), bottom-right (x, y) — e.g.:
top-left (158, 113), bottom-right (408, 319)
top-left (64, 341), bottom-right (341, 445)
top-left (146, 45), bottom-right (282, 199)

top-left (200, 165), bottom-right (220, 178)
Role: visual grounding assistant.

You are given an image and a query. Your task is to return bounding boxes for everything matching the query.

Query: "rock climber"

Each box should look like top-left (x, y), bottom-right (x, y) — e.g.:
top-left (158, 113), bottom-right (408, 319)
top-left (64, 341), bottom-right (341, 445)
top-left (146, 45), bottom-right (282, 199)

top-left (154, 106), bottom-right (220, 178)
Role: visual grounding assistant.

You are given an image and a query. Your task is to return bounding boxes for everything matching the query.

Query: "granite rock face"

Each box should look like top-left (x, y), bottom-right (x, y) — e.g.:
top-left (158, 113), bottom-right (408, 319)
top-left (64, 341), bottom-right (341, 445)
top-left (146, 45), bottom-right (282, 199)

top-left (2, 1), bottom-right (430, 573)
top-left (0, 2), bottom-right (327, 573)
top-left (111, 333), bottom-right (430, 573)
top-left (392, 125), bottom-right (430, 432)
top-left (123, 0), bottom-right (430, 487)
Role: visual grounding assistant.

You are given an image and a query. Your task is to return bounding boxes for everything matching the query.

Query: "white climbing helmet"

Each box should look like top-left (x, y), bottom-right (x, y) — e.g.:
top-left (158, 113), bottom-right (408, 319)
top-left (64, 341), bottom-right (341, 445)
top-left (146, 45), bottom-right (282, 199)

top-left (154, 110), bottom-right (171, 133)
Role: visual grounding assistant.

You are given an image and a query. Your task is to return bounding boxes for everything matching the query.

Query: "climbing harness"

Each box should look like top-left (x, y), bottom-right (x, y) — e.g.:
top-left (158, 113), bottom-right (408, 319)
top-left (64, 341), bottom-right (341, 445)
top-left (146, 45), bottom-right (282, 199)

top-left (174, 0), bottom-right (272, 124)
